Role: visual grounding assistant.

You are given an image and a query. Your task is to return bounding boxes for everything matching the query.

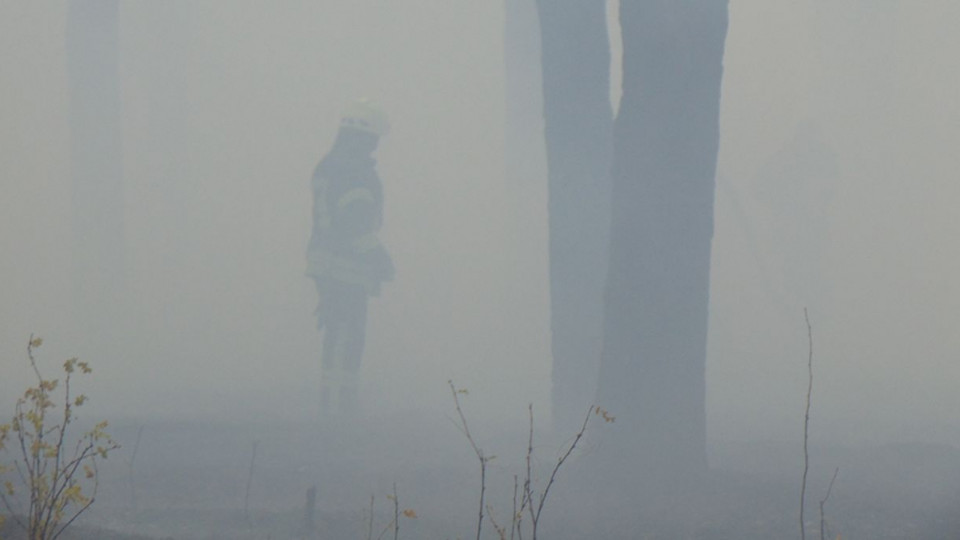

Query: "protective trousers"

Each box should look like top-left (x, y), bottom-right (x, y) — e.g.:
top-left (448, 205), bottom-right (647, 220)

top-left (318, 279), bottom-right (368, 416)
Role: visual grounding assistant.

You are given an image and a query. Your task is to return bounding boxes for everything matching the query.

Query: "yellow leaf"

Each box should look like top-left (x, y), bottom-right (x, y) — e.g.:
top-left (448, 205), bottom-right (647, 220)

top-left (597, 408), bottom-right (616, 423)
top-left (402, 509), bottom-right (417, 518)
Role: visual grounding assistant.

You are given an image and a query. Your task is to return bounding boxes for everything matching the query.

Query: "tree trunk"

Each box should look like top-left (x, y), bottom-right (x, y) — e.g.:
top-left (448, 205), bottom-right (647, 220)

top-left (536, 0), bottom-right (614, 432)
top-left (597, 0), bottom-right (728, 484)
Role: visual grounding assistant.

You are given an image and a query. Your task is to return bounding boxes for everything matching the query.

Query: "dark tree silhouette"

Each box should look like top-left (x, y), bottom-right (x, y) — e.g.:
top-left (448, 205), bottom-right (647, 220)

top-left (596, 0), bottom-right (729, 482)
top-left (535, 0), bottom-right (614, 432)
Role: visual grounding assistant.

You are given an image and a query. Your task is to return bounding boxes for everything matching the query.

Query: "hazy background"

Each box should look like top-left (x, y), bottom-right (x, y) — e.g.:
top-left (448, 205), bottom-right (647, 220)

top-left (2, 1), bottom-right (958, 460)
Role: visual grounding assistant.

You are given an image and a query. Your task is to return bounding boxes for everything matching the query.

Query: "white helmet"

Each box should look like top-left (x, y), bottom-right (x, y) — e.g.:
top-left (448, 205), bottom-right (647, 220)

top-left (341, 99), bottom-right (390, 137)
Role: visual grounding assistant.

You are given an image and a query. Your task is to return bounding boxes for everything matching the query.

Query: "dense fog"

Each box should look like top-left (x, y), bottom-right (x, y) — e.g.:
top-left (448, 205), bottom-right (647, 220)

top-left (2, 2), bottom-right (959, 538)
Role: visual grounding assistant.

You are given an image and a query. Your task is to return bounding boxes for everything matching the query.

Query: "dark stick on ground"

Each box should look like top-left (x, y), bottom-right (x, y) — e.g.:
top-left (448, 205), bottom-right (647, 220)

top-left (244, 440), bottom-right (259, 521)
top-left (304, 485), bottom-right (317, 534)
top-left (127, 425), bottom-right (143, 512)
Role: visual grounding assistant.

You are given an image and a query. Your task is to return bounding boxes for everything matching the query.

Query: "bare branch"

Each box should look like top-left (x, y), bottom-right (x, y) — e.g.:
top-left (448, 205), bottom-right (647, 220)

top-left (0, 489), bottom-right (27, 531)
top-left (244, 440), bottom-right (259, 519)
top-left (819, 467), bottom-right (839, 540)
top-left (392, 483), bottom-right (399, 540)
top-left (367, 494), bottom-right (374, 540)
top-left (486, 503), bottom-right (507, 540)
top-left (510, 474), bottom-right (518, 540)
top-left (448, 380), bottom-right (486, 540)
top-left (800, 308), bottom-right (813, 540)
top-left (533, 405), bottom-right (592, 529)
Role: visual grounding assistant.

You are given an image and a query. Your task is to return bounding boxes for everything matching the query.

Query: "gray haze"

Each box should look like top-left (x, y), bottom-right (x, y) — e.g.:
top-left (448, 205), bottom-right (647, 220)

top-left (2, 0), bottom-right (959, 494)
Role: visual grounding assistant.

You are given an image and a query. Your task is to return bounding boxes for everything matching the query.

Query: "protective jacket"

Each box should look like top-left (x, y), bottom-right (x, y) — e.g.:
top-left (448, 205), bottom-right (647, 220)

top-left (306, 150), bottom-right (393, 295)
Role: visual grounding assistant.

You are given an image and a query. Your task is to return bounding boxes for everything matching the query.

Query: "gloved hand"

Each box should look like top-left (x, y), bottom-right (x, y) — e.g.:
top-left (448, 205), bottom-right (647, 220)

top-left (368, 245), bottom-right (395, 282)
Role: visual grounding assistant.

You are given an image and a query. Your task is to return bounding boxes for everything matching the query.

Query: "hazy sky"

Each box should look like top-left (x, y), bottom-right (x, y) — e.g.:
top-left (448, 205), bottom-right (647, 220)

top-left (1, 2), bottom-right (958, 451)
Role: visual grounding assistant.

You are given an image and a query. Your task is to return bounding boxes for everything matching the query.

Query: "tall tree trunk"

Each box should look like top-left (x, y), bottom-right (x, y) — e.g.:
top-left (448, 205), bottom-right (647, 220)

top-left (66, 0), bottom-right (124, 330)
top-left (536, 0), bottom-right (614, 432)
top-left (597, 0), bottom-right (728, 483)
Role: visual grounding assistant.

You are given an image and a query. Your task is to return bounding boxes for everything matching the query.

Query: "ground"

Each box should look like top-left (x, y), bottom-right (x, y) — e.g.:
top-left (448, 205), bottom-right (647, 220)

top-left (2, 414), bottom-right (958, 539)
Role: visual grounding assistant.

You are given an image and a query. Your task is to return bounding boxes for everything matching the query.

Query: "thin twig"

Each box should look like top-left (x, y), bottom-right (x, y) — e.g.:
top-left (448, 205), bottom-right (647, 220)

top-left (0, 481), bottom-right (26, 530)
top-left (510, 474), bottom-right (518, 540)
top-left (392, 483), bottom-right (399, 540)
top-left (27, 334), bottom-right (43, 382)
top-left (304, 486), bottom-right (317, 535)
top-left (367, 494), bottom-right (374, 540)
top-left (486, 504), bottom-right (507, 540)
top-left (522, 405), bottom-right (534, 530)
top-left (800, 308), bottom-right (813, 540)
top-left (819, 467), bottom-right (839, 540)
top-left (532, 405), bottom-right (592, 537)
top-left (244, 440), bottom-right (259, 520)
top-left (375, 519), bottom-right (394, 540)
top-left (128, 425), bottom-right (144, 512)
top-left (374, 487), bottom-right (402, 540)
top-left (449, 380), bottom-right (486, 540)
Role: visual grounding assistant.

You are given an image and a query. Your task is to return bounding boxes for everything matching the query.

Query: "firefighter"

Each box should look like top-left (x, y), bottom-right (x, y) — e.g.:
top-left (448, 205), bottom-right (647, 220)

top-left (306, 99), bottom-right (394, 416)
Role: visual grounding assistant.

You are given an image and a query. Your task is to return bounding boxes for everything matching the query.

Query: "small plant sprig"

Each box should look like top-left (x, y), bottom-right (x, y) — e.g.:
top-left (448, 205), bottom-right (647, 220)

top-left (365, 484), bottom-right (416, 540)
top-left (515, 404), bottom-right (612, 540)
top-left (0, 335), bottom-right (119, 540)
top-left (448, 380), bottom-right (611, 540)
top-left (448, 381), bottom-right (489, 540)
